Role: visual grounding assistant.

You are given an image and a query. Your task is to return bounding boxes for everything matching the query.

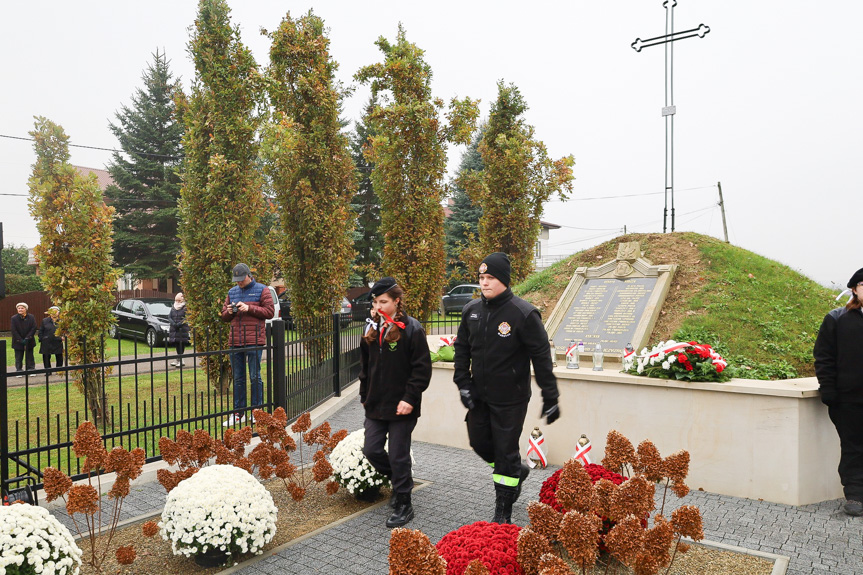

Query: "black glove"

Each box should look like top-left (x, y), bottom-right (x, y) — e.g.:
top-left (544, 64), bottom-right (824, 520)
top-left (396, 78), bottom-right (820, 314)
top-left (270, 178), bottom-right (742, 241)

top-left (459, 388), bottom-right (475, 410)
top-left (541, 399), bottom-right (560, 425)
top-left (820, 391), bottom-right (837, 407)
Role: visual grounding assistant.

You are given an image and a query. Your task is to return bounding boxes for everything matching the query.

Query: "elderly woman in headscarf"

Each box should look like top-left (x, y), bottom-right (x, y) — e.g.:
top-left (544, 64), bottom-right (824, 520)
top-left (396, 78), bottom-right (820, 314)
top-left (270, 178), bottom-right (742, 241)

top-left (10, 302), bottom-right (37, 375)
top-left (38, 306), bottom-right (63, 372)
top-left (168, 292), bottom-right (190, 367)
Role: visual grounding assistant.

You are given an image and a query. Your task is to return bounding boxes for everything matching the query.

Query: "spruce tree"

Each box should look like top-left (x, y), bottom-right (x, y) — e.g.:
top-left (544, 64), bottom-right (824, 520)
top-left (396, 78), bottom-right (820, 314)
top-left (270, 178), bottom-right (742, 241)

top-left (445, 127), bottom-right (484, 288)
top-left (350, 96), bottom-right (382, 286)
top-left (105, 50), bottom-right (184, 286)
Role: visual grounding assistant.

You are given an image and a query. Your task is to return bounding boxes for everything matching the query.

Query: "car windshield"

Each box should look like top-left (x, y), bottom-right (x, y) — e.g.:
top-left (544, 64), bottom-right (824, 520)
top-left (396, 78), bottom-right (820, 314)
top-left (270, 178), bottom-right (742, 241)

top-left (146, 302), bottom-right (173, 317)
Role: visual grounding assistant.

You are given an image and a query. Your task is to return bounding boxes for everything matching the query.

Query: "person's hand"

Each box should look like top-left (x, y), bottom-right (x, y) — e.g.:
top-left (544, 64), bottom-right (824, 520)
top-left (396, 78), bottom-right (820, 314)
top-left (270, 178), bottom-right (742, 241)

top-left (396, 401), bottom-right (414, 415)
top-left (237, 302), bottom-right (249, 313)
top-left (459, 388), bottom-right (475, 410)
top-left (541, 399), bottom-right (560, 425)
top-left (820, 391), bottom-right (837, 407)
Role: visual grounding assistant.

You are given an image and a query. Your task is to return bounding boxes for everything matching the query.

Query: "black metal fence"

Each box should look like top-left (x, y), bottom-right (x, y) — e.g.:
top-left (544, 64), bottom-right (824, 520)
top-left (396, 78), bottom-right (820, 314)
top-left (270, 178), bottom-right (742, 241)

top-left (1, 315), bottom-right (362, 498)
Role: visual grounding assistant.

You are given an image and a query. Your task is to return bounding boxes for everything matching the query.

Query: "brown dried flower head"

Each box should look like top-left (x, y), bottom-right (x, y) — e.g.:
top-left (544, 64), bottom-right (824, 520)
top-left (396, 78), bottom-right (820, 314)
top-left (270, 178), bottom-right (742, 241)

top-left (326, 429), bottom-right (349, 451)
top-left (158, 436), bottom-right (183, 467)
top-left (558, 510), bottom-right (602, 569)
top-left (108, 477), bottom-right (131, 499)
top-left (602, 430), bottom-right (636, 475)
top-left (590, 478), bottom-right (618, 519)
top-left (556, 459), bottom-right (593, 513)
top-left (663, 449), bottom-right (690, 484)
top-left (517, 527), bottom-right (553, 575)
top-left (304, 421), bottom-right (332, 446)
top-left (604, 514), bottom-right (645, 567)
top-left (325, 480), bottom-right (340, 495)
top-left (527, 501), bottom-right (562, 541)
top-left (288, 484), bottom-right (306, 501)
top-left (635, 517), bottom-right (674, 574)
top-left (73, 421), bottom-right (107, 473)
top-left (671, 505), bottom-right (704, 541)
top-left (191, 429), bottom-right (216, 464)
top-left (464, 559), bottom-right (490, 575)
top-left (635, 440), bottom-right (665, 482)
top-left (275, 461), bottom-right (297, 480)
top-left (66, 484), bottom-right (99, 515)
top-left (609, 475), bottom-right (655, 522)
top-left (670, 481), bottom-right (690, 498)
top-left (115, 545), bottom-right (136, 565)
top-left (677, 541), bottom-right (691, 553)
top-left (388, 527), bottom-right (447, 575)
top-left (142, 520), bottom-right (159, 537)
top-left (233, 457), bottom-right (253, 475)
top-left (157, 467), bottom-right (197, 493)
top-left (537, 552), bottom-right (571, 575)
top-left (291, 412), bottom-right (312, 434)
top-left (42, 467), bottom-right (72, 503)
top-left (312, 458), bottom-right (333, 483)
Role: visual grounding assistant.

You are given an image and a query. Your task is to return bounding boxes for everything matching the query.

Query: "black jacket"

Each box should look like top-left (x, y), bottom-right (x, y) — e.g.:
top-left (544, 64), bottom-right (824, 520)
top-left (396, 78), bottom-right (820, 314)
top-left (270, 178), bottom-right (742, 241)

top-left (38, 317), bottom-right (63, 355)
top-left (814, 307), bottom-right (863, 404)
top-left (454, 288), bottom-right (559, 407)
top-left (10, 313), bottom-right (37, 351)
top-left (168, 306), bottom-right (190, 343)
top-left (359, 315), bottom-right (432, 420)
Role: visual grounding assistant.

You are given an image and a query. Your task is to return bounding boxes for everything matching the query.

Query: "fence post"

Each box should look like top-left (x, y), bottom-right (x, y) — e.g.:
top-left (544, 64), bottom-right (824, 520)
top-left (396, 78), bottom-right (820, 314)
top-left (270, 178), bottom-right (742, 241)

top-left (271, 318), bottom-right (287, 412)
top-left (1, 340), bottom-right (8, 497)
top-left (332, 313), bottom-right (341, 397)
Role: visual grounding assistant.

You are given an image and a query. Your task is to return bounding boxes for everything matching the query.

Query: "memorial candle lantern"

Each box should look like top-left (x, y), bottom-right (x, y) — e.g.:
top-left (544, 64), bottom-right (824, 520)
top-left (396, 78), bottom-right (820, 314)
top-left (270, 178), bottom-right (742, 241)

top-left (549, 340), bottom-right (557, 367)
top-left (566, 339), bottom-right (580, 369)
top-left (593, 343), bottom-right (604, 371)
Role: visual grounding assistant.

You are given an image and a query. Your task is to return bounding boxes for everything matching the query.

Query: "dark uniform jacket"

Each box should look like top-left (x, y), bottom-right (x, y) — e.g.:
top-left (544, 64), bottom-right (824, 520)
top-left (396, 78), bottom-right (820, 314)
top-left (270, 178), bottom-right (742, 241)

top-left (359, 315), bottom-right (432, 420)
top-left (454, 288), bottom-right (558, 407)
top-left (38, 317), bottom-right (63, 355)
top-left (814, 307), bottom-right (863, 404)
top-left (10, 313), bottom-right (37, 351)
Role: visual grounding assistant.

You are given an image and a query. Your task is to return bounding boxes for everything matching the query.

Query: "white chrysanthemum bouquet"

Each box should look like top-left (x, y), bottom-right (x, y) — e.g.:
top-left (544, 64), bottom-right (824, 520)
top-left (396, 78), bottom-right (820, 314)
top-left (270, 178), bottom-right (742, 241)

top-left (0, 504), bottom-right (82, 575)
top-left (329, 429), bottom-right (390, 496)
top-left (159, 465), bottom-right (277, 563)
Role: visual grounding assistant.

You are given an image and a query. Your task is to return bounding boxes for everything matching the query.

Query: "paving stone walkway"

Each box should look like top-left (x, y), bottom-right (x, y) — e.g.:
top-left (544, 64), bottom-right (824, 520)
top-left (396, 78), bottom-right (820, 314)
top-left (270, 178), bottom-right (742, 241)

top-left (50, 397), bottom-right (863, 574)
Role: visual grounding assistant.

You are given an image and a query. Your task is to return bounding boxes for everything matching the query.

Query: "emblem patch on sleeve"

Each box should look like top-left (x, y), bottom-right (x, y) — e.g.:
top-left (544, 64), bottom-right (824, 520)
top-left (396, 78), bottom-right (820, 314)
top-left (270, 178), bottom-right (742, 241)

top-left (498, 322), bottom-right (512, 337)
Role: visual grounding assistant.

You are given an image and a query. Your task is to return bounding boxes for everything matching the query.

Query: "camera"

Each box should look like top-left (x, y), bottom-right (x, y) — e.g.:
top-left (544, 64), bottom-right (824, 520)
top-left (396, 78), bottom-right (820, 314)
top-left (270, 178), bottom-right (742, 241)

top-left (231, 302), bottom-right (239, 314)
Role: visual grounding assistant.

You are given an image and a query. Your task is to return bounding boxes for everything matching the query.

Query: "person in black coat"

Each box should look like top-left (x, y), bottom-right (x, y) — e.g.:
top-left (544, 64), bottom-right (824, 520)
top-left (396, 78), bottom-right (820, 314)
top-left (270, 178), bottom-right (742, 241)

top-left (38, 306), bottom-right (63, 371)
top-left (359, 277), bottom-right (431, 528)
top-left (168, 293), bottom-right (190, 367)
top-left (814, 267), bottom-right (863, 517)
top-left (10, 302), bottom-right (37, 374)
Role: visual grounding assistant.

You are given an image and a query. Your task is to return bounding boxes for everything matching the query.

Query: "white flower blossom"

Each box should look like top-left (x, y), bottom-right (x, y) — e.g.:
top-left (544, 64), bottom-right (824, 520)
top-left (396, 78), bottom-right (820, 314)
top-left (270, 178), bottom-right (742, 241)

top-left (662, 361), bottom-right (670, 370)
top-left (328, 429), bottom-right (397, 495)
top-left (0, 504), bottom-right (82, 575)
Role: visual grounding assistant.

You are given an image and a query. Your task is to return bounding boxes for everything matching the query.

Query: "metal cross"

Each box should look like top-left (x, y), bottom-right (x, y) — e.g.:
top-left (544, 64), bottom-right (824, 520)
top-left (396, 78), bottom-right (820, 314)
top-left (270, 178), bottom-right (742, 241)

top-left (632, 0), bottom-right (710, 233)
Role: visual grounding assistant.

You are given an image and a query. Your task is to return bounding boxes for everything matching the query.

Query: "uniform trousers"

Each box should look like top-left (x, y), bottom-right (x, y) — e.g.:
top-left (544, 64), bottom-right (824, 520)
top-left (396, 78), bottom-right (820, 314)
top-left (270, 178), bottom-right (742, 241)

top-left (828, 403), bottom-right (863, 501)
top-left (466, 399), bottom-right (529, 492)
top-left (363, 417), bottom-right (417, 495)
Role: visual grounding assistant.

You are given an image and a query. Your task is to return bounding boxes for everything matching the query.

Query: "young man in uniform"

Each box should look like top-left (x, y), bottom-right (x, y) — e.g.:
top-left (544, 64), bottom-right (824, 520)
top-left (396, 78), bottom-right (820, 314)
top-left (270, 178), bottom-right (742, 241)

top-left (453, 252), bottom-right (561, 523)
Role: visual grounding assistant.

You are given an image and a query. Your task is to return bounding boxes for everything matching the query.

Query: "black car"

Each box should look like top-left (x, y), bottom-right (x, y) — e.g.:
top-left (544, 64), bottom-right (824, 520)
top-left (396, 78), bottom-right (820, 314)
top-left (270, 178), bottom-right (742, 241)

top-left (276, 291), bottom-right (294, 330)
top-left (440, 284), bottom-right (481, 315)
top-left (350, 291), bottom-right (373, 321)
top-left (109, 298), bottom-right (173, 347)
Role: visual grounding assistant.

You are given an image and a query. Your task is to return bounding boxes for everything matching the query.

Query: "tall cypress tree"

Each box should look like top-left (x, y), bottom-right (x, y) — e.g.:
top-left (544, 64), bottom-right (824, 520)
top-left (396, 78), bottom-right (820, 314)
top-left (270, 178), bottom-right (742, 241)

top-left (445, 127), bottom-right (484, 288)
top-left (350, 96), bottom-right (381, 287)
top-left (105, 50), bottom-right (184, 287)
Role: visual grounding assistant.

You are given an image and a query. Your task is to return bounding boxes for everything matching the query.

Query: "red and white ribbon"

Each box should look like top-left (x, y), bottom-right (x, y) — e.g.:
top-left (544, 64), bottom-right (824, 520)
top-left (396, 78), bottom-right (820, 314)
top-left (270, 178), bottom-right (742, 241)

top-left (526, 434), bottom-right (547, 469)
top-left (565, 342), bottom-right (578, 358)
top-left (439, 335), bottom-right (455, 347)
top-left (643, 341), bottom-right (727, 372)
top-left (573, 439), bottom-right (592, 465)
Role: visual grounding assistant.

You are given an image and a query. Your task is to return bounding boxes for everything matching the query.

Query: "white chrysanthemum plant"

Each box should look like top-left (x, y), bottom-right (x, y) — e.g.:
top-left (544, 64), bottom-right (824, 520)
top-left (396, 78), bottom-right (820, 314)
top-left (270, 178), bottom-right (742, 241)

top-left (0, 504), bottom-right (83, 575)
top-left (329, 428), bottom-right (391, 496)
top-left (159, 465), bottom-right (277, 563)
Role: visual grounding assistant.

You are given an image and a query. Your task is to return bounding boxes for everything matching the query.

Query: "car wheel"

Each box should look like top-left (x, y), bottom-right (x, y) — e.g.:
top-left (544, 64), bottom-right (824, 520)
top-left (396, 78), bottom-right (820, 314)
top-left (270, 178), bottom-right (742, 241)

top-left (108, 324), bottom-right (118, 339)
top-left (146, 328), bottom-right (158, 348)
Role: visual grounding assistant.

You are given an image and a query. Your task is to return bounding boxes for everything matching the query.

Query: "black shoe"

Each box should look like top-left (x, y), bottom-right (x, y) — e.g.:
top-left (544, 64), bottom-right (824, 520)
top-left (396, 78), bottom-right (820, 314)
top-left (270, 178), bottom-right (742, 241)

top-left (514, 463), bottom-right (530, 502)
top-left (386, 493), bottom-right (414, 528)
top-left (843, 500), bottom-right (863, 516)
top-left (492, 489), bottom-right (516, 524)
top-left (389, 492), bottom-right (397, 508)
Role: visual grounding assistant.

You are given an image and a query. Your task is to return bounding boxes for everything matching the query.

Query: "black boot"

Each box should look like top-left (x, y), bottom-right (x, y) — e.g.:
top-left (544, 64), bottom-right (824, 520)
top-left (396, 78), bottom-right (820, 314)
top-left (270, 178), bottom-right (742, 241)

top-left (386, 492), bottom-right (414, 528)
top-left (514, 463), bottom-right (530, 502)
top-left (389, 492), bottom-right (397, 508)
top-left (492, 488), bottom-right (517, 524)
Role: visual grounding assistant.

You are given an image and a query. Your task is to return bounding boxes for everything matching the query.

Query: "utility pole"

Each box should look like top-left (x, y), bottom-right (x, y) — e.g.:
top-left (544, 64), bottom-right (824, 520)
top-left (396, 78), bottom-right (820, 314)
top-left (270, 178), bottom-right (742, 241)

top-left (632, 1), bottom-right (710, 233)
top-left (717, 181), bottom-right (729, 243)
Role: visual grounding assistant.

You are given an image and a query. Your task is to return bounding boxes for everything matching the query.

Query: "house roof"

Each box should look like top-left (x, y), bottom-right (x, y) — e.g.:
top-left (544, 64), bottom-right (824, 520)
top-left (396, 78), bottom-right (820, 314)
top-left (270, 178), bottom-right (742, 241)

top-left (73, 165), bottom-right (115, 190)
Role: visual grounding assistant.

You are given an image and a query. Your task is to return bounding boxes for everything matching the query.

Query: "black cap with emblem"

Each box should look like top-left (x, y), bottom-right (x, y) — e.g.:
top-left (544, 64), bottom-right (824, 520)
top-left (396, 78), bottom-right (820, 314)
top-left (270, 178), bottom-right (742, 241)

top-left (479, 252), bottom-right (511, 287)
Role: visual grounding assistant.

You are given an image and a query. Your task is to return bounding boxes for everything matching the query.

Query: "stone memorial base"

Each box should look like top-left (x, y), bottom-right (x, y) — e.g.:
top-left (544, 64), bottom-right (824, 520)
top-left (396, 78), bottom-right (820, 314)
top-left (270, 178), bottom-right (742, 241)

top-left (416, 362), bottom-right (841, 506)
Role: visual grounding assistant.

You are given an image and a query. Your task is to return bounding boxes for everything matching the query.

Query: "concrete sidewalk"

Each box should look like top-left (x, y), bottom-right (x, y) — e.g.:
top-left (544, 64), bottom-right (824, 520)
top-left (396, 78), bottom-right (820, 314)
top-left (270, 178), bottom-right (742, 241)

top-left (50, 394), bottom-right (863, 575)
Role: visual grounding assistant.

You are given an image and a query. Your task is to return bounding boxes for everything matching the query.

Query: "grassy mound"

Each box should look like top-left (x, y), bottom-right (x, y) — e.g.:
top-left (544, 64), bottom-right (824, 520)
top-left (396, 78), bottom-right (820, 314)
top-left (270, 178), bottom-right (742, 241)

top-left (514, 232), bottom-right (839, 379)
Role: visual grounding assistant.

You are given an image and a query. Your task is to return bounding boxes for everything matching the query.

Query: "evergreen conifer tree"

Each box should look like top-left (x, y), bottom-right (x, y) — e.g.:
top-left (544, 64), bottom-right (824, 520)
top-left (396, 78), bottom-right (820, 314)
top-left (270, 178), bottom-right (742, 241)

top-left (350, 96), bottom-right (382, 286)
top-left (444, 127), bottom-right (484, 288)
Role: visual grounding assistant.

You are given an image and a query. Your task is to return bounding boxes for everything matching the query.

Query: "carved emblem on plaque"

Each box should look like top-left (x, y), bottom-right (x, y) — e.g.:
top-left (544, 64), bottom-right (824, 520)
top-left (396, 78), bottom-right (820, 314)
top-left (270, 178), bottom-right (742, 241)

top-left (614, 261), bottom-right (634, 277)
top-left (616, 241), bottom-right (641, 261)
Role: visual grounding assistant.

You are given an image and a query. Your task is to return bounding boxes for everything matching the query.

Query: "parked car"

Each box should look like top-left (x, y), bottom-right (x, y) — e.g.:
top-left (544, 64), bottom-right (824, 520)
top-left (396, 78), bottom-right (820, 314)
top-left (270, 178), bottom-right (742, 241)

top-left (440, 284), bottom-right (481, 315)
top-left (276, 291), bottom-right (294, 329)
top-left (109, 298), bottom-right (173, 347)
top-left (263, 285), bottom-right (280, 326)
top-left (339, 297), bottom-right (352, 326)
top-left (350, 291), bottom-right (373, 321)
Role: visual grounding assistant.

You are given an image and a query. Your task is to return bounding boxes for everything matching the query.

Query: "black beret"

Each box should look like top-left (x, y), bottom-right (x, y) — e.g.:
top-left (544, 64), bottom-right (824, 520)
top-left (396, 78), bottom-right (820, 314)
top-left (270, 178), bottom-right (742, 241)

top-left (848, 268), bottom-right (863, 288)
top-left (479, 252), bottom-right (511, 287)
top-left (370, 277), bottom-right (398, 298)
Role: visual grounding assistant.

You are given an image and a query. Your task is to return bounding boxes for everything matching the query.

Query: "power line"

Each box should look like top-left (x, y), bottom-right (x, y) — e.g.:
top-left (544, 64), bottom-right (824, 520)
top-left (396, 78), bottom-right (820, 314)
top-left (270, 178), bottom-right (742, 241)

top-left (0, 133), bottom-right (182, 160)
top-left (547, 184), bottom-right (716, 202)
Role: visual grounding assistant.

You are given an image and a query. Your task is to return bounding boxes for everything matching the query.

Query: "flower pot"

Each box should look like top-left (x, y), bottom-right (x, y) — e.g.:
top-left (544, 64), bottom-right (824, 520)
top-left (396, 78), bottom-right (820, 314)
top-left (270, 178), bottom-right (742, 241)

top-left (354, 485), bottom-right (381, 502)
top-left (194, 548), bottom-right (229, 568)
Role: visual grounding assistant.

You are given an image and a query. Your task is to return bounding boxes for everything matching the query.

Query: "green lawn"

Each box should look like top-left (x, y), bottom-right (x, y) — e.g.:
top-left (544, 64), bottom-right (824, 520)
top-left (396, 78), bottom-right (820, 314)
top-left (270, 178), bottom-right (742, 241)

top-left (3, 336), bottom-right (162, 368)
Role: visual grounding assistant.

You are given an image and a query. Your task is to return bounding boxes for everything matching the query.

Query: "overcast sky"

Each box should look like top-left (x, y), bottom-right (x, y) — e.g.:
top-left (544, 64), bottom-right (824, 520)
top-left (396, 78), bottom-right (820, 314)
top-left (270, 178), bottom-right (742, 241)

top-left (2, 1), bottom-right (860, 289)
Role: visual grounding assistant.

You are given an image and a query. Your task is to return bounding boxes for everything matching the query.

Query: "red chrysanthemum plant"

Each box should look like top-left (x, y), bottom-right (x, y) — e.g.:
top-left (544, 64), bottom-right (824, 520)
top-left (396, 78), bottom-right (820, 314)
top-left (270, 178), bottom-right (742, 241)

top-left (42, 421), bottom-right (145, 571)
top-left (388, 527), bottom-right (447, 575)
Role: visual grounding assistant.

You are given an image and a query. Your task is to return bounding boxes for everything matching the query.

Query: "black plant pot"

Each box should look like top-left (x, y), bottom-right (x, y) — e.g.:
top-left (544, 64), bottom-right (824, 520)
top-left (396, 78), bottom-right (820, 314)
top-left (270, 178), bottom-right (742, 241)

top-left (354, 485), bottom-right (381, 502)
top-left (194, 548), bottom-right (229, 568)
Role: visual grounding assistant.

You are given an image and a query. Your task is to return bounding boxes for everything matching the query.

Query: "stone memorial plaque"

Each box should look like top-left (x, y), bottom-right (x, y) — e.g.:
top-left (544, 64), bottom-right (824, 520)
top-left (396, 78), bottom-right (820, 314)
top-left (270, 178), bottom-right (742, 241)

top-left (551, 277), bottom-right (656, 355)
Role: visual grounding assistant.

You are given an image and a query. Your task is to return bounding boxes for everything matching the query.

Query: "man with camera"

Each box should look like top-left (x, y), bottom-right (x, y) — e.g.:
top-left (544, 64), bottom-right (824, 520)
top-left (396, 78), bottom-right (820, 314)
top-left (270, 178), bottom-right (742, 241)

top-left (220, 263), bottom-right (274, 426)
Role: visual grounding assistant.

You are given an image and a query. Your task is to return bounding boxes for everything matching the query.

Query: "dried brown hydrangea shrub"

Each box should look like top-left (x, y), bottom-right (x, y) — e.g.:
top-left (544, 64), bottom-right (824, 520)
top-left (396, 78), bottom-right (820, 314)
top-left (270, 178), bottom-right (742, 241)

top-left (291, 412), bottom-right (312, 434)
top-left (66, 484), bottom-right (99, 515)
top-left (556, 460), bottom-right (592, 513)
top-left (602, 430), bottom-right (636, 475)
top-left (526, 501), bottom-right (562, 541)
top-left (604, 514), bottom-right (645, 567)
top-left (558, 510), bottom-right (602, 570)
top-left (115, 545), bottom-right (136, 565)
top-left (662, 450), bottom-right (690, 484)
top-left (517, 527), bottom-right (553, 575)
top-left (388, 527), bottom-right (447, 575)
top-left (42, 467), bottom-right (72, 502)
top-left (635, 440), bottom-right (664, 482)
top-left (671, 505), bottom-right (703, 541)
top-left (73, 421), bottom-right (107, 473)
top-left (141, 520), bottom-right (159, 537)
top-left (609, 475), bottom-right (654, 522)
top-left (464, 559), bottom-right (490, 575)
top-left (633, 518), bottom-right (674, 575)
top-left (537, 552), bottom-right (571, 575)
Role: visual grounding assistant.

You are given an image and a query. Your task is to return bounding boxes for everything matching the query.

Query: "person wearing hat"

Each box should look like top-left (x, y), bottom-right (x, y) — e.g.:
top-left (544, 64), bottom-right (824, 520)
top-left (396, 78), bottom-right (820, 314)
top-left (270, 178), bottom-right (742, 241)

top-left (359, 277), bottom-right (432, 528)
top-left (814, 267), bottom-right (863, 516)
top-left (10, 302), bottom-right (37, 376)
top-left (38, 306), bottom-right (63, 372)
top-left (220, 263), bottom-right (274, 426)
top-left (453, 252), bottom-right (561, 524)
